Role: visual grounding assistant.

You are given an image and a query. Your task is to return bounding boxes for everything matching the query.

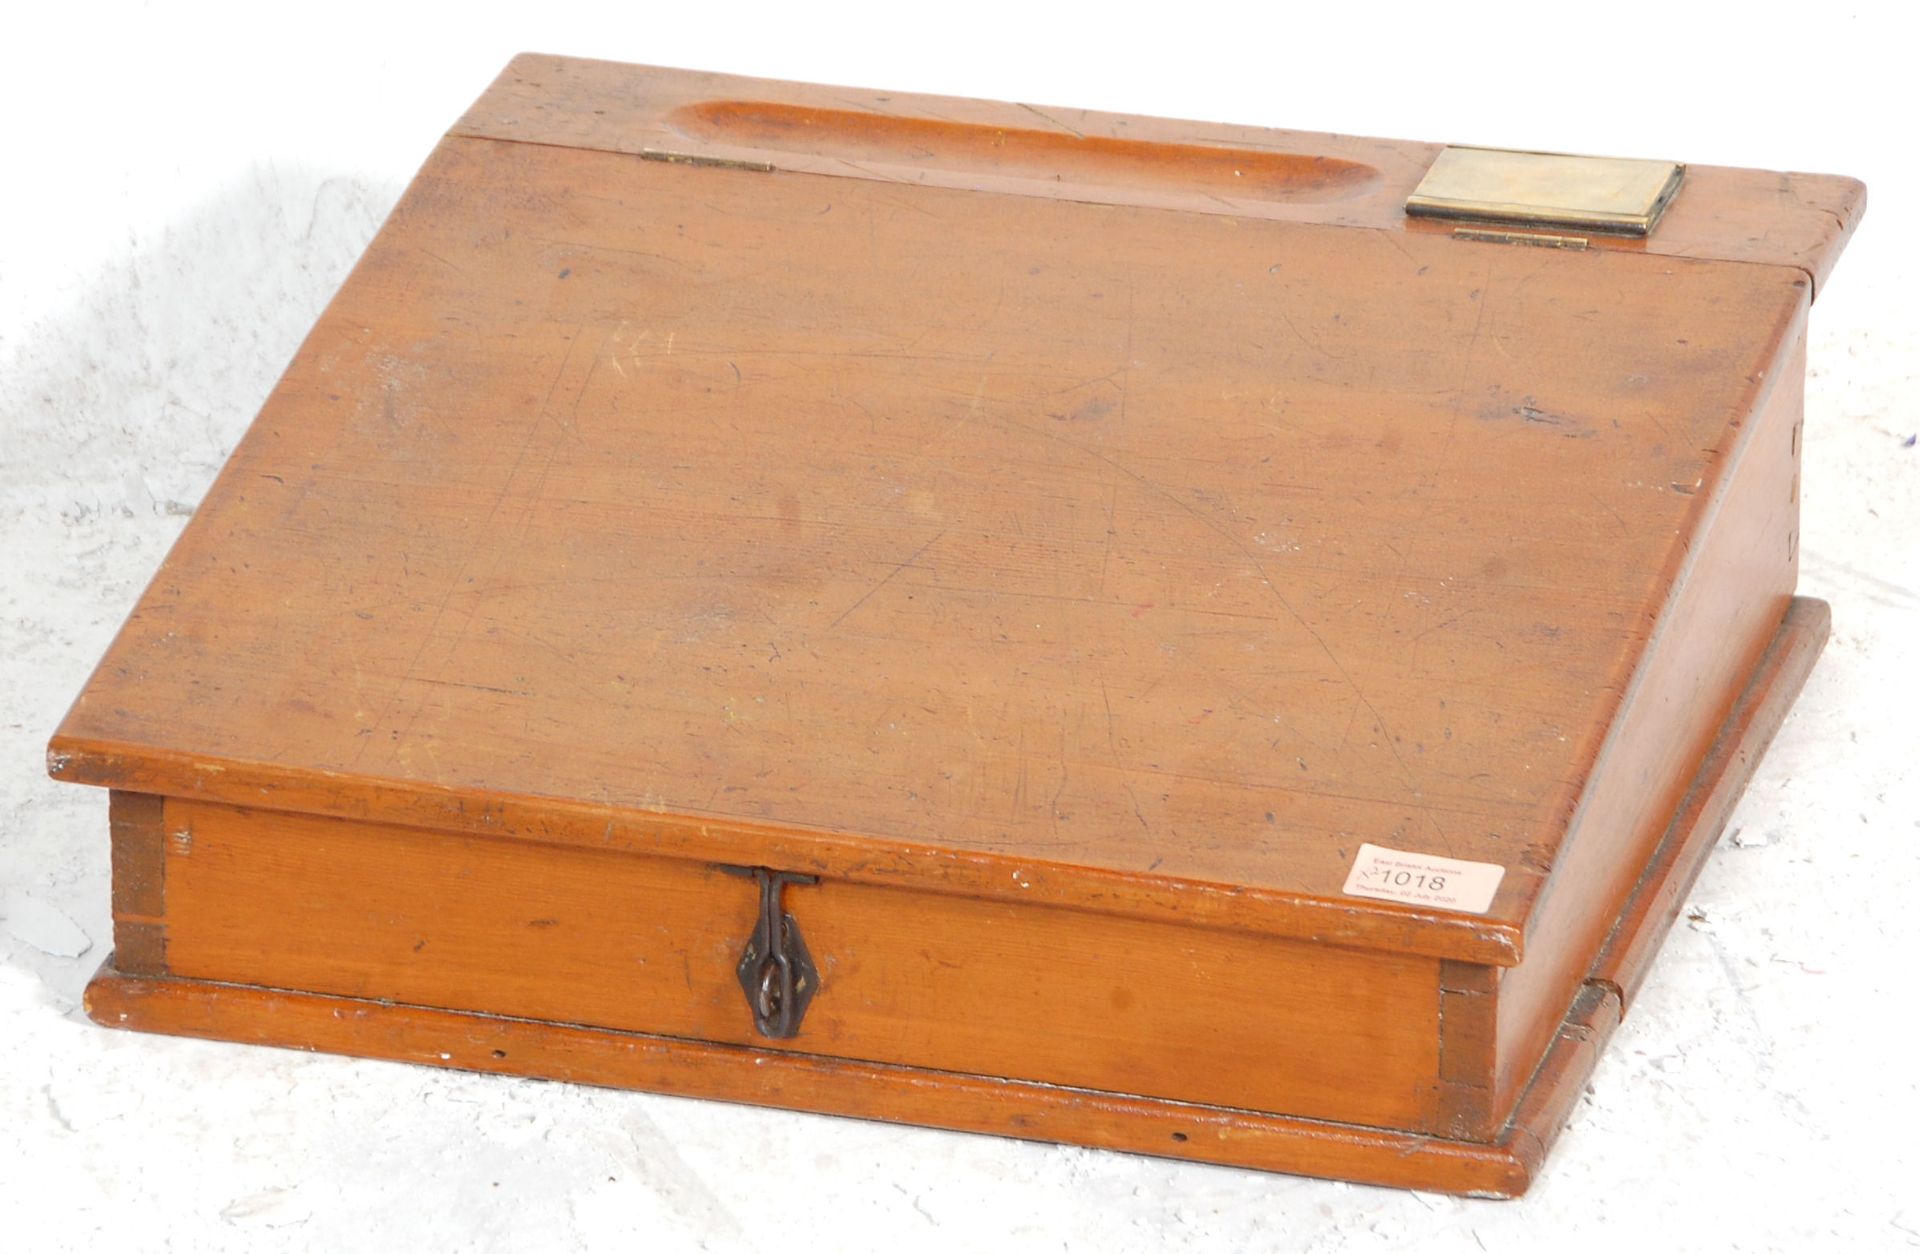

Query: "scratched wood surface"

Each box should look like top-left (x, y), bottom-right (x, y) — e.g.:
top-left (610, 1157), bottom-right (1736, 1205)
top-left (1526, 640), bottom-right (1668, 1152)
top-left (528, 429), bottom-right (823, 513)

top-left (152, 796), bottom-right (1445, 1131)
top-left (87, 964), bottom-right (1628, 1197)
top-left (83, 599), bottom-right (1830, 1189)
top-left (1484, 324), bottom-right (1808, 1115)
top-left (55, 59), bottom-right (1866, 1190)
top-left (50, 81), bottom-right (1828, 962)
top-left (457, 54), bottom-right (1866, 294)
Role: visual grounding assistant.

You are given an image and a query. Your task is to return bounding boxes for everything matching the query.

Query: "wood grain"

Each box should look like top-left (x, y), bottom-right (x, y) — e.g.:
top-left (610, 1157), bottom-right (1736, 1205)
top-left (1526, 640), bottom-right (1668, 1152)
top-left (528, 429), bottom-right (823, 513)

top-left (1434, 958), bottom-right (1500, 1138)
top-left (51, 57), bottom-right (1858, 1190)
top-left (455, 55), bottom-right (1865, 293)
top-left (83, 962), bottom-right (1621, 1199)
top-left (1488, 324), bottom-right (1810, 1113)
top-left (81, 594), bottom-right (1822, 1193)
top-left (1591, 596), bottom-right (1831, 1009)
top-left (50, 117), bottom-right (1818, 963)
top-left (107, 791), bottom-right (168, 974)
top-left (156, 797), bottom-right (1443, 1130)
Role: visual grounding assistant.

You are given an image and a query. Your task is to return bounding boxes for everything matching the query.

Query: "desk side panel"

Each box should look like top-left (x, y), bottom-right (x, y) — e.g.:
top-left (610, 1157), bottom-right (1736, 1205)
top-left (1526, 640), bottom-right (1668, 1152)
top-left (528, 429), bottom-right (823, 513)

top-left (1489, 329), bottom-right (1808, 1116)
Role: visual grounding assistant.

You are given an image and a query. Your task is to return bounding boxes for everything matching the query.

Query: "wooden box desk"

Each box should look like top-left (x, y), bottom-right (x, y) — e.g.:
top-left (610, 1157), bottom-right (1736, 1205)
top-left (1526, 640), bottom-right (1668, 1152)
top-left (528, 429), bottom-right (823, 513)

top-left (51, 55), bottom-right (1863, 1197)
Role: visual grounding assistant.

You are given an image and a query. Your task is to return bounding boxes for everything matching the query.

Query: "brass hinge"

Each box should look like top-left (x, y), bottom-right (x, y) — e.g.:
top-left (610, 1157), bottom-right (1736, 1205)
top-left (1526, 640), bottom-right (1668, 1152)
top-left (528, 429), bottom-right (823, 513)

top-left (639, 149), bottom-right (776, 174)
top-left (1452, 227), bottom-right (1590, 250)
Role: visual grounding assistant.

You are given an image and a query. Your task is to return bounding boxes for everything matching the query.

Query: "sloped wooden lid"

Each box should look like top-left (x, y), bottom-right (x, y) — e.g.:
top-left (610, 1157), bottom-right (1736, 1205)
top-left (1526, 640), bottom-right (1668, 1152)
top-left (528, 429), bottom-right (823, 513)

top-left (50, 57), bottom-right (1860, 964)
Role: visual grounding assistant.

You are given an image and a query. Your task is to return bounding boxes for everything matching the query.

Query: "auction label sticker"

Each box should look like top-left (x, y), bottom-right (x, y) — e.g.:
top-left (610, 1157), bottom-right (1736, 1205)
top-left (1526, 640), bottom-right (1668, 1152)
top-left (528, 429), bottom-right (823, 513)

top-left (1342, 843), bottom-right (1505, 914)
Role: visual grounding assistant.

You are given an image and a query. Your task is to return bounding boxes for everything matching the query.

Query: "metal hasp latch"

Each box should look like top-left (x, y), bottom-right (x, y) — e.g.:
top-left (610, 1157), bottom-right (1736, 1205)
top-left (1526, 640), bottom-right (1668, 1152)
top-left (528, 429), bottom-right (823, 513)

top-left (721, 866), bottom-right (820, 1039)
top-left (1406, 146), bottom-right (1685, 236)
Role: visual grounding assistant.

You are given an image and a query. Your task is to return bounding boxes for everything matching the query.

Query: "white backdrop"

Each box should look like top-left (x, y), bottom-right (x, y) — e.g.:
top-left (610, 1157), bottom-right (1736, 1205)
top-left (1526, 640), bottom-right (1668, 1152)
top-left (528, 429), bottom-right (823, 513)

top-left (3, 3), bottom-right (1916, 1250)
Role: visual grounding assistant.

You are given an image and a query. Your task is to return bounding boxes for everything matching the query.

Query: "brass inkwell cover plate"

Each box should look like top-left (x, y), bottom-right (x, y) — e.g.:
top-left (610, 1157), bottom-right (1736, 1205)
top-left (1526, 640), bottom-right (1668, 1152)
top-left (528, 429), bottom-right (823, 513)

top-left (1406, 146), bottom-right (1685, 235)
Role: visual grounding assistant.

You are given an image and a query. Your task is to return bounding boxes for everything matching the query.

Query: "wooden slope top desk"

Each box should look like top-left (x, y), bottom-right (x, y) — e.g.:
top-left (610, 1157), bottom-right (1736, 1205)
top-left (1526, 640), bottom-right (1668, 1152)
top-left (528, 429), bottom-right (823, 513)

top-left (53, 55), bottom-right (1863, 1196)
